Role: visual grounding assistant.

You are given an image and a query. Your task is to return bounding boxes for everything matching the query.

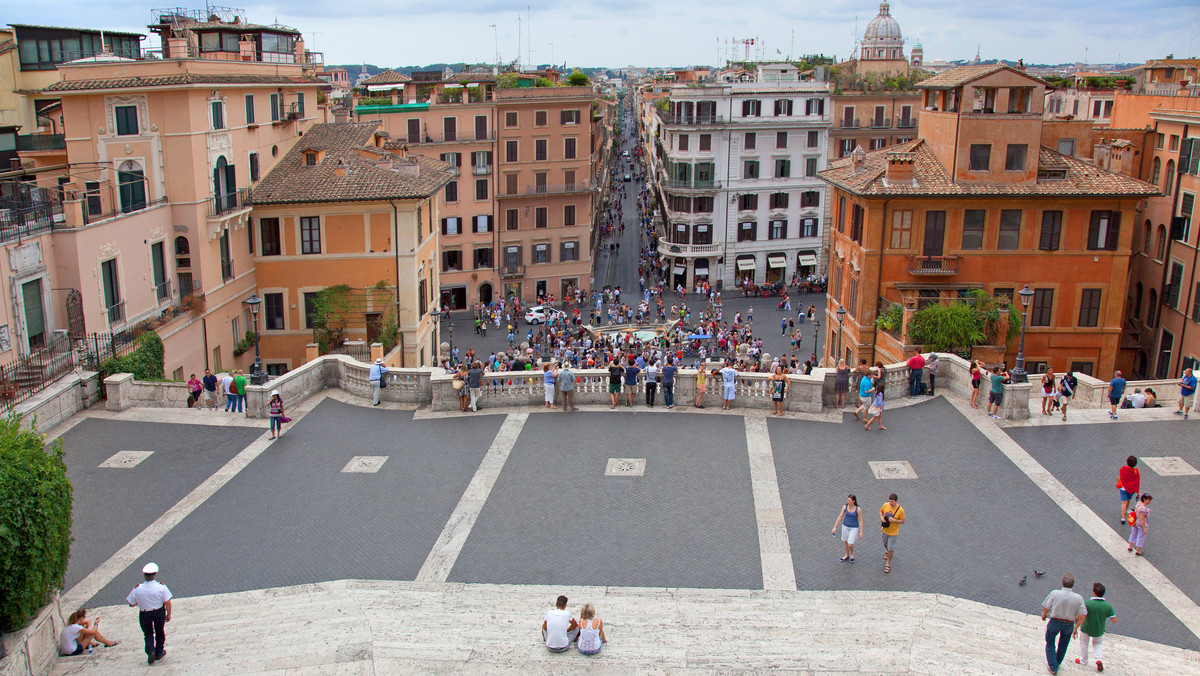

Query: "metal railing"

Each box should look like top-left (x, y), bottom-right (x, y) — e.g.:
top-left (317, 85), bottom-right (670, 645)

top-left (896, 119), bottom-right (916, 129)
top-left (221, 259), bottom-right (234, 282)
top-left (657, 111), bottom-right (725, 125)
top-left (82, 196), bottom-right (169, 226)
top-left (106, 301), bottom-right (126, 325)
top-left (155, 279), bottom-right (172, 303)
top-left (503, 181), bottom-right (592, 197)
top-left (471, 165), bottom-right (492, 175)
top-left (0, 202), bottom-right (59, 244)
top-left (210, 187), bottom-right (251, 217)
top-left (662, 179), bottom-right (722, 191)
top-left (870, 119), bottom-right (891, 129)
top-left (16, 134), bottom-right (66, 152)
top-left (0, 336), bottom-right (74, 409)
top-left (501, 264), bottom-right (525, 278)
top-left (839, 119), bottom-right (860, 128)
top-left (401, 132), bottom-right (496, 144)
top-left (906, 254), bottom-right (961, 275)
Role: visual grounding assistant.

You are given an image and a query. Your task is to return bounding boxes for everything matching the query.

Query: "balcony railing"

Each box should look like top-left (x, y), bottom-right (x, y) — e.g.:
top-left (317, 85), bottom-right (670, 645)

top-left (472, 165), bottom-right (492, 175)
top-left (0, 202), bottom-right (59, 244)
top-left (106, 301), bottom-right (126, 325)
top-left (155, 279), bottom-right (172, 303)
top-left (16, 134), bottom-right (66, 152)
top-left (662, 179), bottom-right (722, 191)
top-left (839, 119), bottom-right (860, 129)
top-left (658, 241), bottom-right (723, 257)
top-left (657, 111), bottom-right (725, 126)
top-left (210, 187), bottom-right (251, 218)
top-left (401, 133), bottom-right (496, 144)
top-left (221, 259), bottom-right (234, 282)
top-left (897, 119), bottom-right (916, 129)
top-left (870, 119), bottom-right (891, 129)
top-left (500, 264), bottom-right (525, 278)
top-left (906, 254), bottom-right (961, 276)
top-left (503, 181), bottom-right (593, 197)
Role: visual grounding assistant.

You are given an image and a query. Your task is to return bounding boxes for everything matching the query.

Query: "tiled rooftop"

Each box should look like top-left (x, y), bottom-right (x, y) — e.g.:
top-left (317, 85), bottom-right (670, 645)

top-left (915, 63), bottom-right (1048, 89)
top-left (43, 73), bottom-right (325, 91)
top-left (360, 69), bottom-right (411, 85)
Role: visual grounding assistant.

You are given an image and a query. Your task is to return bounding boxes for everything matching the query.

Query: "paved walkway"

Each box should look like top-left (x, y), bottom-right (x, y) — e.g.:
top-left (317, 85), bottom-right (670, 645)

top-left (31, 387), bottom-right (1200, 674)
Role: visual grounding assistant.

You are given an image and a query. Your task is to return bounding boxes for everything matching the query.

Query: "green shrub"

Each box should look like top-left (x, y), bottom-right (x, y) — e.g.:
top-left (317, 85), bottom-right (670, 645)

top-left (100, 331), bottom-right (165, 380)
top-left (567, 69), bottom-right (590, 86)
top-left (0, 414), bottom-right (72, 632)
top-left (907, 302), bottom-right (987, 353)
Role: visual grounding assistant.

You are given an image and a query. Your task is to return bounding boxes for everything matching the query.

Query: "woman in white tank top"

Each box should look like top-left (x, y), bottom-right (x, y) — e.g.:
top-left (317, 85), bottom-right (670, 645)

top-left (576, 602), bottom-right (606, 655)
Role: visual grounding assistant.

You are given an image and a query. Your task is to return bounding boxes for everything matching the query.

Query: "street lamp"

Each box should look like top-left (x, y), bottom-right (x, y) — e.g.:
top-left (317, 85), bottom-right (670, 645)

top-left (836, 305), bottom-right (847, 365)
top-left (1011, 284), bottom-right (1035, 384)
top-left (430, 309), bottom-right (454, 363)
top-left (812, 320), bottom-right (821, 365)
top-left (244, 294), bottom-right (267, 385)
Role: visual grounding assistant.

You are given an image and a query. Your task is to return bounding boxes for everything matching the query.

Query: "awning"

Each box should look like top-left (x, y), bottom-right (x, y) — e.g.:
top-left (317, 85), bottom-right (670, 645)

top-left (672, 264), bottom-right (686, 274)
top-left (797, 254), bottom-right (818, 266)
top-left (736, 258), bottom-right (757, 271)
top-left (767, 254), bottom-right (787, 269)
top-left (693, 259), bottom-right (709, 270)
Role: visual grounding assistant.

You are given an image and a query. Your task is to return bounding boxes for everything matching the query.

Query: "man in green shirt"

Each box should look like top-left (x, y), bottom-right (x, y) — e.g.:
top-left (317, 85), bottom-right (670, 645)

top-left (986, 366), bottom-right (1009, 420)
top-left (1075, 582), bottom-right (1116, 672)
top-left (232, 370), bottom-right (248, 413)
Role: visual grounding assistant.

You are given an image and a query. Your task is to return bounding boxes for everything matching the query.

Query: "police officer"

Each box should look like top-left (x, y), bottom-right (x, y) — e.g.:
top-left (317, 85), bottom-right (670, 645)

top-left (127, 562), bottom-right (172, 665)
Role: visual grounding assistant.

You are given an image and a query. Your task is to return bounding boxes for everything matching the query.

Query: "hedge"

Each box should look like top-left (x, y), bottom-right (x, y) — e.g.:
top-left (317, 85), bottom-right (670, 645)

top-left (100, 331), bottom-right (165, 380)
top-left (0, 414), bottom-right (73, 632)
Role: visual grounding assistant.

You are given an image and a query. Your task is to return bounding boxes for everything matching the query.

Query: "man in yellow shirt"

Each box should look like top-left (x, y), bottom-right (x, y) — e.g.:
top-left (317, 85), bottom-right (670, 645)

top-left (880, 493), bottom-right (906, 573)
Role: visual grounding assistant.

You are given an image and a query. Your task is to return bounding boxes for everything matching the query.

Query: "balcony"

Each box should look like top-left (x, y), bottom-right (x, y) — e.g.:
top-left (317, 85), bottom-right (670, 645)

top-left (657, 110), bottom-right (725, 126)
top-left (503, 181), bottom-right (593, 197)
top-left (896, 119), bottom-right (916, 129)
top-left (906, 254), bottom-right (961, 276)
top-left (221, 259), bottom-right (234, 282)
top-left (400, 133), bottom-right (496, 145)
top-left (106, 300), bottom-right (126, 325)
top-left (16, 134), bottom-right (66, 152)
top-left (500, 264), bottom-right (525, 279)
top-left (155, 279), bottom-right (173, 304)
top-left (870, 119), bottom-right (891, 129)
top-left (839, 119), bottom-right (860, 129)
top-left (472, 165), bottom-right (492, 176)
top-left (658, 241), bottom-right (723, 258)
top-left (210, 187), bottom-right (252, 218)
top-left (661, 179), bottom-right (722, 191)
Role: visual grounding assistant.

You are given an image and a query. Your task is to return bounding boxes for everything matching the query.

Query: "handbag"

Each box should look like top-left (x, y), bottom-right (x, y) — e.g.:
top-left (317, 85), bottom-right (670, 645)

top-left (280, 416), bottom-right (292, 423)
top-left (452, 379), bottom-right (465, 391)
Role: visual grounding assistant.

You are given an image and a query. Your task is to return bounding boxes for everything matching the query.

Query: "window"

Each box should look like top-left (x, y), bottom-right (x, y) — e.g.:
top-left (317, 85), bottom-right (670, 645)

top-left (870, 138), bottom-right (886, 151)
top-left (535, 139), bottom-right (547, 161)
top-left (301, 216), bottom-right (321, 254)
top-left (839, 139), bottom-right (854, 157)
top-left (561, 241), bottom-right (579, 261)
top-left (505, 140), bottom-right (518, 163)
top-left (744, 160), bottom-right (759, 179)
top-left (891, 210), bottom-right (912, 248)
top-left (441, 217), bottom-right (461, 235)
top-left (1031, 289), bottom-right (1054, 326)
top-left (1005, 144), bottom-right (1027, 171)
top-left (1179, 192), bottom-right (1195, 241)
top-left (1168, 262), bottom-right (1184, 308)
top-left (117, 160), bottom-right (146, 212)
top-left (535, 110), bottom-right (547, 126)
top-left (693, 223), bottom-right (712, 244)
top-left (800, 191), bottom-right (819, 208)
top-left (804, 98), bottom-right (824, 116)
top-left (807, 130), bottom-right (818, 148)
top-left (302, 292), bottom-right (319, 329)
top-left (561, 109), bottom-right (580, 125)
top-left (563, 204), bottom-right (576, 226)
top-left (969, 144), bottom-right (991, 171)
top-left (997, 210), bottom-right (1021, 250)
top-left (776, 131), bottom-right (788, 149)
top-left (848, 277), bottom-right (859, 317)
top-left (1078, 289), bottom-right (1102, 327)
top-left (805, 157), bottom-right (817, 177)
top-left (739, 193), bottom-right (758, 211)
top-left (1057, 138), bottom-right (1075, 156)
top-left (741, 99), bottom-right (762, 117)
top-left (745, 132), bottom-right (756, 150)
top-left (773, 99), bottom-right (793, 116)
top-left (535, 207), bottom-right (547, 228)
top-left (769, 220), bottom-right (787, 239)
top-left (211, 101), bottom-right (224, 130)
top-left (1157, 224), bottom-right (1168, 260)
top-left (260, 218), bottom-right (281, 256)
top-left (101, 258), bottom-right (121, 320)
top-left (1170, 135), bottom-right (1180, 151)
top-left (1157, 329), bottom-right (1174, 378)
top-left (534, 243), bottom-right (550, 264)
top-left (506, 209), bottom-right (519, 230)
top-left (249, 152), bottom-right (259, 182)
top-left (1039, 211), bottom-right (1062, 251)
top-left (1152, 157), bottom-right (1161, 185)
top-left (84, 181), bottom-right (102, 217)
top-left (673, 223), bottom-right (689, 244)
top-left (695, 196), bottom-right (714, 212)
top-left (564, 137), bottom-right (576, 159)
top-left (475, 179), bottom-right (488, 200)
top-left (1149, 288), bottom-right (1159, 327)
top-left (503, 173), bottom-right (518, 195)
top-left (1087, 210), bottom-right (1120, 251)
top-left (305, 152), bottom-right (317, 166)
top-left (699, 134), bottom-right (711, 151)
top-left (442, 250), bottom-right (462, 272)
top-left (270, 93), bottom-right (280, 121)
top-left (1156, 133), bottom-right (1166, 149)
top-left (504, 111), bottom-right (518, 127)
top-left (674, 134), bottom-right (688, 152)
top-left (264, 293), bottom-right (284, 330)
top-left (1070, 361), bottom-right (1095, 377)
top-left (800, 218), bottom-right (818, 237)
top-left (443, 117), bottom-right (456, 142)
top-left (115, 105), bottom-right (138, 136)
top-left (961, 210), bottom-right (985, 250)
top-left (738, 222), bottom-right (757, 241)
top-left (1165, 160), bottom-right (1175, 195)
top-left (850, 204), bottom-right (864, 244)
top-left (534, 172), bottom-right (547, 192)
top-left (770, 192), bottom-right (789, 209)
top-left (838, 196), bottom-right (846, 233)
top-left (473, 215), bottom-right (492, 233)
top-left (219, 231), bottom-right (232, 281)
top-left (444, 180), bottom-right (458, 202)
top-left (245, 94), bottom-right (255, 124)
top-left (474, 247), bottom-right (493, 269)
top-left (774, 159), bottom-right (790, 178)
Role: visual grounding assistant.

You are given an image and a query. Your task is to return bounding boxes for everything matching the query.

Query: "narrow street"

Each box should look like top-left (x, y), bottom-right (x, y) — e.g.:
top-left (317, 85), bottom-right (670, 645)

top-left (594, 97), bottom-right (645, 295)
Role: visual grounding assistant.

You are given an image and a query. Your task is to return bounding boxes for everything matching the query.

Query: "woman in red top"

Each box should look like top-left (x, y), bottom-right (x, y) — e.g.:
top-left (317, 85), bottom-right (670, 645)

top-left (1118, 455), bottom-right (1141, 526)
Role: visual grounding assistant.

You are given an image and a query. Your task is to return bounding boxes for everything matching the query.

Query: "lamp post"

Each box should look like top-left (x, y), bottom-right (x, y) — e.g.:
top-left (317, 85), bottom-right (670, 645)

top-left (430, 309), bottom-right (454, 364)
top-left (244, 294), bottom-right (267, 385)
top-left (836, 305), bottom-right (847, 365)
top-left (1011, 284), bottom-right (1035, 384)
top-left (812, 319), bottom-right (821, 364)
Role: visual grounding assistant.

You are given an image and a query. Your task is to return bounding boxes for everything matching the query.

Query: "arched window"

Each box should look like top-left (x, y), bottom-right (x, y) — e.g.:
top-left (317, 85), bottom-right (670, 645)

top-left (1157, 224), bottom-right (1168, 260)
top-left (213, 155), bottom-right (236, 213)
top-left (1165, 160), bottom-right (1175, 196)
top-left (117, 160), bottom-right (146, 212)
top-left (1134, 282), bottom-right (1143, 322)
top-left (1151, 156), bottom-right (1161, 185)
top-left (1148, 289), bottom-right (1158, 328)
top-left (1143, 220), bottom-right (1151, 254)
top-left (174, 236), bottom-right (191, 268)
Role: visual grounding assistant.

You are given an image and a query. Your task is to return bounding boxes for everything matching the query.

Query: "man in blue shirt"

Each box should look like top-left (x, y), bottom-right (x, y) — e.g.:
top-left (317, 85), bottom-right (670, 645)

top-left (854, 368), bottom-right (876, 421)
top-left (369, 358), bottom-right (388, 406)
top-left (662, 358), bottom-right (677, 409)
top-left (1175, 367), bottom-right (1197, 420)
top-left (1107, 370), bottom-right (1126, 420)
top-left (623, 359), bottom-right (641, 408)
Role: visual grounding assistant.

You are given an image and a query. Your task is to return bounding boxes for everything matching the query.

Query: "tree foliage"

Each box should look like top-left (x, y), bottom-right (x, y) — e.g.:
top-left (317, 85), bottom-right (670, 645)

top-left (906, 291), bottom-right (1020, 354)
top-left (831, 69), bottom-right (932, 95)
top-left (0, 414), bottom-right (72, 632)
top-left (311, 284), bottom-right (356, 353)
top-left (496, 72), bottom-right (521, 89)
top-left (566, 69), bottom-right (590, 86)
top-left (100, 331), bottom-right (166, 380)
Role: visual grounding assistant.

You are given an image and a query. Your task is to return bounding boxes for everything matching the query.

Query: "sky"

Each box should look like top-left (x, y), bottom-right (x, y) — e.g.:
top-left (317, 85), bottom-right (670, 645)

top-left (9, 1), bottom-right (1200, 69)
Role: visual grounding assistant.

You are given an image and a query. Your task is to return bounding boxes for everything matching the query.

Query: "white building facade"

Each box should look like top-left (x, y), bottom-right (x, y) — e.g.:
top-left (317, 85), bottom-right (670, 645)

top-left (654, 73), bottom-right (831, 291)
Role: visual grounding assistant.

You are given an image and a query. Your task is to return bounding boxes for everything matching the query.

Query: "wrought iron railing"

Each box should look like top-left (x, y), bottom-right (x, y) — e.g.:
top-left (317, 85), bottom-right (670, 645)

top-left (0, 336), bottom-right (74, 408)
top-left (16, 134), bottom-right (66, 151)
top-left (210, 187), bottom-right (251, 217)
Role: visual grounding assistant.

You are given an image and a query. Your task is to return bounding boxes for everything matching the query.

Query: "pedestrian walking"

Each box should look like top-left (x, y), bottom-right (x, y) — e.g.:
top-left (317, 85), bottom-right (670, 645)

top-left (1041, 369), bottom-right (1057, 415)
top-left (864, 374), bottom-right (886, 431)
top-left (834, 358), bottom-right (850, 407)
top-left (1127, 494), bottom-right (1152, 555)
top-left (186, 373), bottom-right (202, 408)
top-left (853, 366), bottom-right (876, 421)
top-left (1075, 582), bottom-right (1116, 672)
top-left (1117, 455), bottom-right (1141, 526)
top-left (879, 494), bottom-right (905, 573)
top-left (369, 358), bottom-right (388, 406)
top-left (267, 390), bottom-right (285, 439)
top-left (1041, 574), bottom-right (1087, 675)
top-left (126, 562), bottom-right (172, 666)
top-left (232, 370), bottom-right (247, 413)
top-left (1058, 370), bottom-right (1076, 421)
top-left (1175, 367), bottom-right (1197, 419)
top-left (221, 371), bottom-right (235, 411)
top-left (831, 494), bottom-right (863, 562)
top-left (201, 369), bottom-right (218, 410)
top-left (1107, 370), bottom-right (1126, 420)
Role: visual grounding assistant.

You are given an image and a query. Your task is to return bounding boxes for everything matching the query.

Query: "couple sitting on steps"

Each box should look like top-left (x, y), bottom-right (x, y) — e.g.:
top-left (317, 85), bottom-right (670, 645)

top-left (541, 595), bottom-right (606, 655)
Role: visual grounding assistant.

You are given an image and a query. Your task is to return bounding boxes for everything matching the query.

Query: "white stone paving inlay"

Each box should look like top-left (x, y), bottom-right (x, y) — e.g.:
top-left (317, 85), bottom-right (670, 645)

top-left (1139, 456), bottom-right (1199, 476)
top-left (98, 450), bottom-right (154, 468)
top-left (605, 458), bottom-right (646, 476)
top-left (341, 456), bottom-right (389, 473)
top-left (869, 460), bottom-right (918, 480)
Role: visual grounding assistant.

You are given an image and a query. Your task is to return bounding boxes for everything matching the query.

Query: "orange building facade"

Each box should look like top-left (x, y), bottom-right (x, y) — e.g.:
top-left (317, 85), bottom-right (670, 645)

top-left (819, 65), bottom-right (1158, 377)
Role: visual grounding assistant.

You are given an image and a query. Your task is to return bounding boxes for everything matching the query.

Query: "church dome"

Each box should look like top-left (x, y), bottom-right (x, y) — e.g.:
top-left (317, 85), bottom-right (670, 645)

top-left (863, 2), bottom-right (903, 42)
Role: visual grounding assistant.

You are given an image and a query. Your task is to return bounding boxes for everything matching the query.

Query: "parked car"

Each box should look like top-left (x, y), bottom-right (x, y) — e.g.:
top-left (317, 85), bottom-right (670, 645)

top-left (623, 174), bottom-right (632, 182)
top-left (622, 150), bottom-right (630, 158)
top-left (524, 305), bottom-right (566, 325)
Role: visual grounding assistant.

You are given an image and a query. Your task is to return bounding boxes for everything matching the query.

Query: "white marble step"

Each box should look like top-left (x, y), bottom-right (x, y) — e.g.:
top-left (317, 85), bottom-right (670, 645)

top-left (48, 580), bottom-right (1200, 675)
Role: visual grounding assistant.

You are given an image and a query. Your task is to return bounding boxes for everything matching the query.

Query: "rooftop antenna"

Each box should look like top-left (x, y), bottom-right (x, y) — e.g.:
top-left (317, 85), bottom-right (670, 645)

top-left (517, 14), bottom-right (521, 70)
top-left (527, 4), bottom-right (532, 68)
top-left (490, 24), bottom-right (499, 66)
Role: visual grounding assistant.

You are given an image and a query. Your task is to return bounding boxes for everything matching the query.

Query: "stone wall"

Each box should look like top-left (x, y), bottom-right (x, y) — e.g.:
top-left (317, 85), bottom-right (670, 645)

top-left (0, 594), bottom-right (63, 676)
top-left (14, 371), bottom-right (101, 431)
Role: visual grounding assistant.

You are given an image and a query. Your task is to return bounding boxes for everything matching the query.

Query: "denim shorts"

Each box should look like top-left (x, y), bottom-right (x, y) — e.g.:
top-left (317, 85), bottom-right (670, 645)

top-left (1119, 488), bottom-right (1136, 502)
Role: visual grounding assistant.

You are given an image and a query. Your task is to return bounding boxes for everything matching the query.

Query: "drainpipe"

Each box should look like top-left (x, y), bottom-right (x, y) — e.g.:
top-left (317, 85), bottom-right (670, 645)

top-left (389, 199), bottom-right (405, 367)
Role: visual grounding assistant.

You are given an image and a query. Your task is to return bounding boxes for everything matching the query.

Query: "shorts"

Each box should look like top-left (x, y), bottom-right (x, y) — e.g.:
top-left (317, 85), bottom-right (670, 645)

top-left (624, 383), bottom-right (638, 393)
top-left (609, 383), bottom-right (621, 394)
top-left (63, 643), bottom-right (84, 656)
top-left (1109, 395), bottom-right (1122, 406)
top-left (1180, 393), bottom-right (1195, 409)
top-left (882, 532), bottom-right (898, 551)
top-left (841, 525), bottom-right (860, 545)
top-left (698, 383), bottom-right (707, 393)
top-left (988, 391), bottom-right (1003, 405)
top-left (972, 379), bottom-right (980, 389)
top-left (859, 395), bottom-right (872, 408)
top-left (723, 384), bottom-right (736, 400)
top-left (1119, 488), bottom-right (1136, 502)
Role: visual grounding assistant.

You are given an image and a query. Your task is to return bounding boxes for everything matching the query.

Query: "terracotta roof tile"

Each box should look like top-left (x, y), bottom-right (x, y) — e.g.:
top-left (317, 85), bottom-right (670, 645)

top-left (360, 69), bottom-right (411, 85)
top-left (915, 64), bottom-right (1048, 89)
top-left (44, 73), bottom-right (325, 92)
top-left (818, 139), bottom-right (1159, 198)
top-left (250, 122), bottom-right (454, 205)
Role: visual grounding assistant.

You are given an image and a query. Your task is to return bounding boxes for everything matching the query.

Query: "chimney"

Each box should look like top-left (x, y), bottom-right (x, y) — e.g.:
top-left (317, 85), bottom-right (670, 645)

top-left (850, 146), bottom-right (866, 172)
top-left (394, 158), bottom-right (420, 177)
top-left (886, 151), bottom-right (916, 182)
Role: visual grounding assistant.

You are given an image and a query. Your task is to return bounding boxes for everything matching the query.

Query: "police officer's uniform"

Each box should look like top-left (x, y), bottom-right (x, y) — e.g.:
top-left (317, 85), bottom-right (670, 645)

top-left (127, 562), bottom-right (172, 664)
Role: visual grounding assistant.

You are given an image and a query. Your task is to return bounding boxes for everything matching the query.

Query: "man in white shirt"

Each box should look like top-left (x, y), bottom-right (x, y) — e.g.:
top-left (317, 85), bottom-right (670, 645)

top-left (127, 562), bottom-right (173, 665)
top-left (541, 595), bottom-right (579, 652)
top-left (221, 373), bottom-right (235, 411)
